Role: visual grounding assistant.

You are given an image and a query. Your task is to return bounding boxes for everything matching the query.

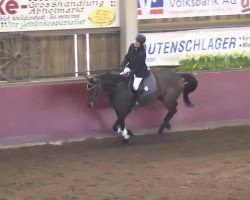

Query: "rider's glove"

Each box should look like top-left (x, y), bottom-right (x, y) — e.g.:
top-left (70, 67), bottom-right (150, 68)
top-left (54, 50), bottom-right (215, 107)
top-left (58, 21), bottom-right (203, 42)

top-left (119, 67), bottom-right (130, 75)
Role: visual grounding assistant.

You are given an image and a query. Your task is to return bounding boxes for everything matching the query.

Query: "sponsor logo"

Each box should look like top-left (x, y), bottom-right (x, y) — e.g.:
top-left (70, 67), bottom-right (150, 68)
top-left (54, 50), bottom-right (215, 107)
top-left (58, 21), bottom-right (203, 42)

top-left (241, 0), bottom-right (250, 12)
top-left (137, 0), bottom-right (164, 15)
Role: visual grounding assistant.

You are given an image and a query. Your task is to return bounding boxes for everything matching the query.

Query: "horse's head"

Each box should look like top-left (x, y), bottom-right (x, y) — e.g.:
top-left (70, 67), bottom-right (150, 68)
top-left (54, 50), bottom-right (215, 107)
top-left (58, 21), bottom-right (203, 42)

top-left (86, 72), bottom-right (123, 108)
top-left (86, 76), bottom-right (100, 108)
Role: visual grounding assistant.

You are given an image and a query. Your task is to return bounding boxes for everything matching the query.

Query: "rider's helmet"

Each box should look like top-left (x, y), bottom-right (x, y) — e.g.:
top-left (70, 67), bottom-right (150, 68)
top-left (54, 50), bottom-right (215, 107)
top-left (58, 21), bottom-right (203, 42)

top-left (135, 33), bottom-right (146, 45)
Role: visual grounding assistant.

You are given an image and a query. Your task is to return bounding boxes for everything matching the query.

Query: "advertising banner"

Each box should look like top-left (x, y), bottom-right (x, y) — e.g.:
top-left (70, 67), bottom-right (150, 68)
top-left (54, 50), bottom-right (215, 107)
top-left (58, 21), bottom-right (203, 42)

top-left (0, 0), bottom-right (119, 32)
top-left (145, 27), bottom-right (250, 66)
top-left (138, 0), bottom-right (250, 19)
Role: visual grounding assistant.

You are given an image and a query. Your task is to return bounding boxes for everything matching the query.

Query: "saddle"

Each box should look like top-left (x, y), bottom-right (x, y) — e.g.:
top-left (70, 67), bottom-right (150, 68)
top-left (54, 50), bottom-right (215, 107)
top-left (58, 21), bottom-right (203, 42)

top-left (129, 71), bottom-right (158, 107)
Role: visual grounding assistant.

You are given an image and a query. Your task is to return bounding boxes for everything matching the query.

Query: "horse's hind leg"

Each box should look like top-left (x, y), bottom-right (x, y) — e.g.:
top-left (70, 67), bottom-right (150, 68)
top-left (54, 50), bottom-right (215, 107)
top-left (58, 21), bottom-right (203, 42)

top-left (158, 98), bottom-right (178, 135)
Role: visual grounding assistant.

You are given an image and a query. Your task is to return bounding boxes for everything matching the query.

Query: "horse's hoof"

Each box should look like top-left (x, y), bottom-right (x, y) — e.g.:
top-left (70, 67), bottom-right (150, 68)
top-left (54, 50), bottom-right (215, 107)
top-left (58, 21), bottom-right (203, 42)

top-left (127, 129), bottom-right (134, 136)
top-left (113, 125), bottom-right (120, 132)
top-left (122, 138), bottom-right (129, 144)
top-left (166, 123), bottom-right (171, 130)
top-left (185, 102), bottom-right (194, 107)
top-left (157, 129), bottom-right (163, 135)
top-left (122, 132), bottom-right (130, 140)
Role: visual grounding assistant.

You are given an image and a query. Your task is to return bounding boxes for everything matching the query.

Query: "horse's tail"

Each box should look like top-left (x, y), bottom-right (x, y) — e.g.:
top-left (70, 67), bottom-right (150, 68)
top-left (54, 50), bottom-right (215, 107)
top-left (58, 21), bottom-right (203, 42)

top-left (178, 73), bottom-right (198, 107)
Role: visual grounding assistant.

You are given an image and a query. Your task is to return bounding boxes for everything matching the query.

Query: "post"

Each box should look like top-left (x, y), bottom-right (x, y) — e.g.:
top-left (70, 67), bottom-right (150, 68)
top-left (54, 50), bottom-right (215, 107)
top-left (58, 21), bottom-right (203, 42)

top-left (119, 0), bottom-right (138, 64)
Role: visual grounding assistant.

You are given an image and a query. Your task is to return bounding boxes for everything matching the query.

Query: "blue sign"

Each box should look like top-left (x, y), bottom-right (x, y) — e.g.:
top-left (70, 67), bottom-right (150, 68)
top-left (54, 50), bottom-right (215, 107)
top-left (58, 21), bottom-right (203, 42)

top-left (137, 0), bottom-right (164, 15)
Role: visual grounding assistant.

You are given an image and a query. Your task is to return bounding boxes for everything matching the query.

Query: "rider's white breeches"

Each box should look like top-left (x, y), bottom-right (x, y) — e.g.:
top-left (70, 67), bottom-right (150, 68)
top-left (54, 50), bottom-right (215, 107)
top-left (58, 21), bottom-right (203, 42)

top-left (133, 75), bottom-right (143, 90)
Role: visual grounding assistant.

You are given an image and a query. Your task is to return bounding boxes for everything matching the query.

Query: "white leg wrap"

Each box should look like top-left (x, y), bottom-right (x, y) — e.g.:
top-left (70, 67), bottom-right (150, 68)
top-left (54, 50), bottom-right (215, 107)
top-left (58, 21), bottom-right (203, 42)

top-left (133, 75), bottom-right (143, 91)
top-left (122, 128), bottom-right (130, 140)
top-left (117, 126), bottom-right (122, 134)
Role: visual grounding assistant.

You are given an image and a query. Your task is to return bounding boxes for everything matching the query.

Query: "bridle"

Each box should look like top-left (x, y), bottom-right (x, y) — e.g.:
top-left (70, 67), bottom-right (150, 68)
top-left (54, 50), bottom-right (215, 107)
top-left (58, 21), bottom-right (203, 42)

top-left (87, 81), bottom-right (97, 91)
top-left (87, 80), bottom-right (99, 105)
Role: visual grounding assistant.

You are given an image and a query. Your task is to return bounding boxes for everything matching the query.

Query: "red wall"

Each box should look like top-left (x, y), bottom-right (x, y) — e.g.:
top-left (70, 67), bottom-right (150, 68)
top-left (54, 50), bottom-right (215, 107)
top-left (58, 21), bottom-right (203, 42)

top-left (1, 70), bottom-right (250, 145)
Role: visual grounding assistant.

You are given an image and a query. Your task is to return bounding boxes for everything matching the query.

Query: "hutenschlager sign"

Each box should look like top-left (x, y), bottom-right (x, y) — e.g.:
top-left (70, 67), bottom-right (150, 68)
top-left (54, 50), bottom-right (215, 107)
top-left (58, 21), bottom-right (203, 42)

top-left (0, 0), bottom-right (119, 32)
top-left (137, 0), bottom-right (250, 19)
top-left (144, 26), bottom-right (250, 66)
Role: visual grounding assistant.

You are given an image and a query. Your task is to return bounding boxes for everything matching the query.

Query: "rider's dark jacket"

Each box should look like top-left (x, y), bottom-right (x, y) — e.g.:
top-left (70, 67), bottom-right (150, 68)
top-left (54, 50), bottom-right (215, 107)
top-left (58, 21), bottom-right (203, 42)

top-left (120, 43), bottom-right (150, 78)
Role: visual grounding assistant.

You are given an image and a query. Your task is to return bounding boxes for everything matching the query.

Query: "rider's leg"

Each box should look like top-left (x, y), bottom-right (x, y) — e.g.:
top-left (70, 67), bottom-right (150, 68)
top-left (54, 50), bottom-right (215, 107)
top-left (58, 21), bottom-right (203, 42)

top-left (133, 75), bottom-right (143, 91)
top-left (132, 75), bottom-right (143, 109)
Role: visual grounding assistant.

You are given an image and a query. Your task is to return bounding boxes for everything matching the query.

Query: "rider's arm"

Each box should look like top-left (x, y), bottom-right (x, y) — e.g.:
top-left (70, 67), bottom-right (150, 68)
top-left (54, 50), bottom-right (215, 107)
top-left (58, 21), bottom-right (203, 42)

top-left (129, 50), bottom-right (146, 75)
top-left (120, 44), bottom-right (133, 70)
top-left (120, 57), bottom-right (128, 70)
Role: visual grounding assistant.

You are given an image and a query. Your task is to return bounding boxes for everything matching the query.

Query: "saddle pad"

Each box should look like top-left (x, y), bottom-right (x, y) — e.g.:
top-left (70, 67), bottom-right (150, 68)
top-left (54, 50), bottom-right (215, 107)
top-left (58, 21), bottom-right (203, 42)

top-left (140, 71), bottom-right (157, 98)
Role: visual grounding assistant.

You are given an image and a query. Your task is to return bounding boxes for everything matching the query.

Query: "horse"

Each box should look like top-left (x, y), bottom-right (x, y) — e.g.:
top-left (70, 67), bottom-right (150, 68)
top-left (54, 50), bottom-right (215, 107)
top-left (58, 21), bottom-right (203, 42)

top-left (85, 67), bottom-right (198, 141)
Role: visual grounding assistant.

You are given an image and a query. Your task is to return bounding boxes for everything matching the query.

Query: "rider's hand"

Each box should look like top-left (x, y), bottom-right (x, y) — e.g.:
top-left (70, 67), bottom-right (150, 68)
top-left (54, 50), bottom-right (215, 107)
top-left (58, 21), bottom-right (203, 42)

top-left (120, 71), bottom-right (129, 76)
top-left (119, 67), bottom-right (130, 75)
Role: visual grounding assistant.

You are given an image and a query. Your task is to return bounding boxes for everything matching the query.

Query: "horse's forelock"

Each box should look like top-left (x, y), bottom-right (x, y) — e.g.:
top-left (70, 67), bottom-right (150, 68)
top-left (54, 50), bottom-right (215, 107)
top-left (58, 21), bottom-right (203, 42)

top-left (89, 77), bottom-right (98, 84)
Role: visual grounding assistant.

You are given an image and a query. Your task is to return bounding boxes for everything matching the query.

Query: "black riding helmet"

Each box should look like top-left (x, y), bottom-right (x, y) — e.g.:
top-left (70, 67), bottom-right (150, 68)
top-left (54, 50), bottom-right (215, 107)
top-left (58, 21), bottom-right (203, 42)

top-left (135, 33), bottom-right (146, 45)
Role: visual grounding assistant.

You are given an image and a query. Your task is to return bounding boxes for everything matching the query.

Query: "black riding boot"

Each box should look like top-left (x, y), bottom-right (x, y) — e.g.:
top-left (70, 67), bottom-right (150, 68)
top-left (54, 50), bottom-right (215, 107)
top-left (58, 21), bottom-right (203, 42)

top-left (131, 89), bottom-right (140, 110)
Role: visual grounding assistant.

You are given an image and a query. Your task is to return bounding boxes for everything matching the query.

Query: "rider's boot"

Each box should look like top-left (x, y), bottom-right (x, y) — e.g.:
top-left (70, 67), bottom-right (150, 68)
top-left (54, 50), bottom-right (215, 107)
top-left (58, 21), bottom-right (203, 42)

top-left (131, 89), bottom-right (140, 110)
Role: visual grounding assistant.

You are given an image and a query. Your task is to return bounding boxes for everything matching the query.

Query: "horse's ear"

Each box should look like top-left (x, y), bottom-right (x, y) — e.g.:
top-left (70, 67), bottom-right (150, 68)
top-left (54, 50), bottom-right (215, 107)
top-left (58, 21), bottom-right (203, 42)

top-left (82, 72), bottom-right (91, 81)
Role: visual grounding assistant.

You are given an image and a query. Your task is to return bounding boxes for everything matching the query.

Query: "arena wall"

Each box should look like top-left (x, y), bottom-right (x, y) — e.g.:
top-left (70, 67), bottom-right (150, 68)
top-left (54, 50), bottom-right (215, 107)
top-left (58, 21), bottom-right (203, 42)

top-left (1, 69), bottom-right (250, 146)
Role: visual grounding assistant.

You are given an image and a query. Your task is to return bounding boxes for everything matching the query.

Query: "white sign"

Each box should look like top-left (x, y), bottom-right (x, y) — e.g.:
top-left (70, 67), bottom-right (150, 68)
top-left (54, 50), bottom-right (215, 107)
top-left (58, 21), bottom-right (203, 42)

top-left (0, 0), bottom-right (119, 32)
top-left (137, 0), bottom-right (250, 19)
top-left (144, 27), bottom-right (250, 66)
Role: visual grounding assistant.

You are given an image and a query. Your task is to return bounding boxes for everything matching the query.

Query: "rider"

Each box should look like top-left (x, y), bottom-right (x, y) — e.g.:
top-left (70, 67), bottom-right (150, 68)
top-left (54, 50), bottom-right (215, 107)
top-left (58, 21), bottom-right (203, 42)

top-left (120, 33), bottom-right (150, 109)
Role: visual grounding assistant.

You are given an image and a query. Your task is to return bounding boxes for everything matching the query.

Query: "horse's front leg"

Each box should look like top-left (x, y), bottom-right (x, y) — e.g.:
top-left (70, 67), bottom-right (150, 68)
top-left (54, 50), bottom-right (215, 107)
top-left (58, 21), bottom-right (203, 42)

top-left (112, 119), bottom-right (120, 132)
top-left (113, 110), bottom-right (133, 140)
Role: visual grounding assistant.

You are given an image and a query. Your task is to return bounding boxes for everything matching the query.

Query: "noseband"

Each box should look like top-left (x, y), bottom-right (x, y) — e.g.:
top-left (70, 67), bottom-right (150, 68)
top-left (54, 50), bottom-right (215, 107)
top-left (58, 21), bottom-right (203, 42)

top-left (87, 82), bottom-right (97, 91)
top-left (87, 81), bottom-right (99, 104)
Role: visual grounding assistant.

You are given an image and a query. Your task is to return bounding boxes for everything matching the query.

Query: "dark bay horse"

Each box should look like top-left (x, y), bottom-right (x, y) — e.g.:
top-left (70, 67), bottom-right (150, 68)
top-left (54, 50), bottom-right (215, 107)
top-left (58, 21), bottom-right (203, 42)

top-left (86, 68), bottom-right (198, 140)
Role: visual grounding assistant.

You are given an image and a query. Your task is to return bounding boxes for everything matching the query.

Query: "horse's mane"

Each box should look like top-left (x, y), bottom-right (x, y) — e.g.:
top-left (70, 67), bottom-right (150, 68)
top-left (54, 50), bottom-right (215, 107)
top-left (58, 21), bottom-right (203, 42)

top-left (98, 72), bottom-right (128, 87)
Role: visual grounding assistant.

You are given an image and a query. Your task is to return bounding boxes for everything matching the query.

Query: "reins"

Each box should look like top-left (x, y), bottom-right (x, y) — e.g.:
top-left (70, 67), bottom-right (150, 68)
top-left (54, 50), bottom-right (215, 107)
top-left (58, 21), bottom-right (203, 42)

top-left (86, 80), bottom-right (100, 105)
